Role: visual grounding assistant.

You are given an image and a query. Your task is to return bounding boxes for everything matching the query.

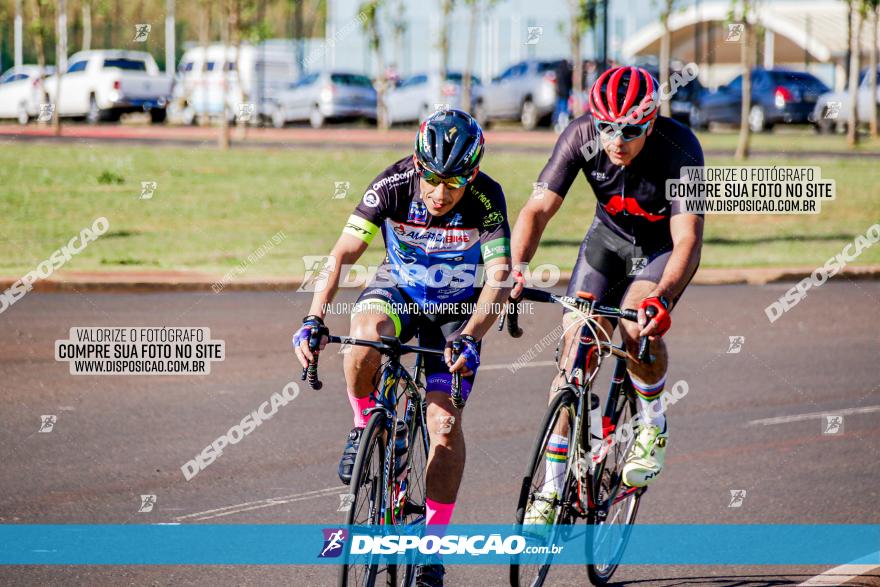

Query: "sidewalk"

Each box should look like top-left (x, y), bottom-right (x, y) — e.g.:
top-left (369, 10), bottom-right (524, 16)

top-left (3, 265), bottom-right (879, 293)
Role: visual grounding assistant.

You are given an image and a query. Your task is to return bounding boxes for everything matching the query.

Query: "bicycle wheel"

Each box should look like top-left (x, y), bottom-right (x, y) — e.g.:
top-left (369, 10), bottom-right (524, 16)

top-left (400, 399), bottom-right (430, 586)
top-left (339, 412), bottom-right (397, 587)
top-left (586, 390), bottom-right (642, 585)
top-left (510, 387), bottom-right (577, 587)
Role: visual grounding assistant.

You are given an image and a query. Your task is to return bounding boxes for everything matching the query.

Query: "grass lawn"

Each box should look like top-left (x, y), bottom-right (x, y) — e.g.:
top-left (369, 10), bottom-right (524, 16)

top-left (1, 142), bottom-right (878, 278)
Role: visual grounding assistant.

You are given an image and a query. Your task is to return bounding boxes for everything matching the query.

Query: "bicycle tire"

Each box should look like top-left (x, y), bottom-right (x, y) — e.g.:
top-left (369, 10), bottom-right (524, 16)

top-left (401, 400), bottom-right (430, 586)
top-left (586, 391), bottom-right (642, 585)
top-left (339, 412), bottom-right (397, 587)
top-left (510, 386), bottom-right (577, 587)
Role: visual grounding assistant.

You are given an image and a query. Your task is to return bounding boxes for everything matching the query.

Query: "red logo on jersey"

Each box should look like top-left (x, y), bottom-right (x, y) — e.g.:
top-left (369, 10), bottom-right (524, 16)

top-left (602, 195), bottom-right (665, 221)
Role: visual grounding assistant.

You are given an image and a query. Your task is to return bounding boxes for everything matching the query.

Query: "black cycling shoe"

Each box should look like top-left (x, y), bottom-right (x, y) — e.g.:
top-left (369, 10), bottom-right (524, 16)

top-left (337, 427), bottom-right (363, 485)
top-left (414, 563), bottom-right (445, 587)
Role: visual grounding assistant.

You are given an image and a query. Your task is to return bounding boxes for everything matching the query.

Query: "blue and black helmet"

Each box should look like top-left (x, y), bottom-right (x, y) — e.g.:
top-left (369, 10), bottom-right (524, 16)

top-left (414, 109), bottom-right (485, 178)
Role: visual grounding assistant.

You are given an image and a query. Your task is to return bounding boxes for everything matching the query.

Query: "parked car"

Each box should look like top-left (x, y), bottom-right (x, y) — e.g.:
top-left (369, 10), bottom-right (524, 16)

top-left (269, 71), bottom-right (376, 128)
top-left (476, 59), bottom-right (564, 130)
top-left (42, 50), bottom-right (172, 123)
top-left (0, 65), bottom-right (54, 124)
top-left (812, 68), bottom-right (880, 133)
top-left (385, 72), bottom-right (482, 125)
top-left (690, 68), bottom-right (829, 132)
top-left (170, 40), bottom-right (300, 125)
top-left (643, 67), bottom-right (707, 127)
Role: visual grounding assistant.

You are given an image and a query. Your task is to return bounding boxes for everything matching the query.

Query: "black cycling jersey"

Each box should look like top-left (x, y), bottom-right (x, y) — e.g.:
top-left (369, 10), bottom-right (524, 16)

top-left (538, 113), bottom-right (704, 251)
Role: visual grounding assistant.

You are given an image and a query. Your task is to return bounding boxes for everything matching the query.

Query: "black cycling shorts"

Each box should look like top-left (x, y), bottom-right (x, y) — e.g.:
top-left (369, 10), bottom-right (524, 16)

top-left (566, 219), bottom-right (695, 313)
top-left (354, 286), bottom-right (480, 402)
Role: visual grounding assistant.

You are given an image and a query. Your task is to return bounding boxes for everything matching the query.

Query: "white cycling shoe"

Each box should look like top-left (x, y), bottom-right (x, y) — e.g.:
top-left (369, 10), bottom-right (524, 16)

top-left (622, 423), bottom-right (668, 488)
top-left (524, 490), bottom-right (558, 525)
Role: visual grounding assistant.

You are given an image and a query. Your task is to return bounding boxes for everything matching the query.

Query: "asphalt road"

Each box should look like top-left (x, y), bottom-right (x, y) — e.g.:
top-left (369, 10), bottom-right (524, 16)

top-left (1, 282), bottom-right (878, 586)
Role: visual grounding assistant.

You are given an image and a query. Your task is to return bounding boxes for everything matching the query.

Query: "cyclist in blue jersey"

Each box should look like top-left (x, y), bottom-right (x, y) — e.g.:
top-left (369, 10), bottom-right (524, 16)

top-left (294, 110), bottom-right (511, 586)
top-left (510, 66), bottom-right (704, 523)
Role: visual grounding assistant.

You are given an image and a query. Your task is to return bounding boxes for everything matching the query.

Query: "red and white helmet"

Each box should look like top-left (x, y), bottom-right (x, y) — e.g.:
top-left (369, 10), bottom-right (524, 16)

top-left (588, 66), bottom-right (660, 124)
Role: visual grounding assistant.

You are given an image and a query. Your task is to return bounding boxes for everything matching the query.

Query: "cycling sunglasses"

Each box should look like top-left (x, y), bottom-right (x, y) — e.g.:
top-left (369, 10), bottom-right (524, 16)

top-left (594, 119), bottom-right (651, 142)
top-left (414, 159), bottom-right (473, 189)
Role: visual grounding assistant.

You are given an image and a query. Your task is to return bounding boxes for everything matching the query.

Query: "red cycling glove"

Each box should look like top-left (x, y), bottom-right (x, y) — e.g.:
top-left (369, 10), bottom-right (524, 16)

top-left (639, 296), bottom-right (671, 336)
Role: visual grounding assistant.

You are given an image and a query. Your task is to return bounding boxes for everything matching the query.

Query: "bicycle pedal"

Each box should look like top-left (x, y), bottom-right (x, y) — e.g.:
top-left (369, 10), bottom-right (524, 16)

top-left (402, 500), bottom-right (425, 517)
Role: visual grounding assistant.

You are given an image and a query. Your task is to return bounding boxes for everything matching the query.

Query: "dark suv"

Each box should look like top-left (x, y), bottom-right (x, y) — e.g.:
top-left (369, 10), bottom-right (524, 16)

top-left (690, 68), bottom-right (829, 131)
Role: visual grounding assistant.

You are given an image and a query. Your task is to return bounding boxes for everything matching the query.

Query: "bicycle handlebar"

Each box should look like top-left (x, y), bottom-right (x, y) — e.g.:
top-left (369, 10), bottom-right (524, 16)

top-left (499, 287), bottom-right (655, 364)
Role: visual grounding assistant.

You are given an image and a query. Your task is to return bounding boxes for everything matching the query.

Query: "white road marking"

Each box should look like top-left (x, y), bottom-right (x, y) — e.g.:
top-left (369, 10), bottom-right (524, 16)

top-left (173, 485), bottom-right (345, 522)
top-left (480, 360), bottom-right (556, 371)
top-left (797, 562), bottom-right (880, 585)
top-left (746, 405), bottom-right (880, 427)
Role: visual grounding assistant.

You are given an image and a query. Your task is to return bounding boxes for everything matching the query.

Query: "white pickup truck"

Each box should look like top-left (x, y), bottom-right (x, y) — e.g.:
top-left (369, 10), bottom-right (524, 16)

top-left (44, 50), bottom-right (172, 123)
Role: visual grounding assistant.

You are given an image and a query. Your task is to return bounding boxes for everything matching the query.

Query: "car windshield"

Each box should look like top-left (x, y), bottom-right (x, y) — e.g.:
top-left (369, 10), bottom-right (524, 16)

top-left (538, 61), bottom-right (562, 73)
top-left (331, 73), bottom-right (373, 88)
top-left (445, 72), bottom-right (480, 85)
top-left (771, 71), bottom-right (828, 93)
top-left (103, 58), bottom-right (147, 71)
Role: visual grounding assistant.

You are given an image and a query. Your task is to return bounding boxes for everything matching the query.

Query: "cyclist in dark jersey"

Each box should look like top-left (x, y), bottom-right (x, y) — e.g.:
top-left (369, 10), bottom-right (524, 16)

top-left (293, 110), bottom-right (510, 586)
top-left (511, 66), bottom-right (704, 523)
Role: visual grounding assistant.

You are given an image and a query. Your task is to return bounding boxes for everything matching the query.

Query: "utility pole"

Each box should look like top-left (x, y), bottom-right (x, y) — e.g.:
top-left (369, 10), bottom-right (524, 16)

top-left (14, 0), bottom-right (23, 69)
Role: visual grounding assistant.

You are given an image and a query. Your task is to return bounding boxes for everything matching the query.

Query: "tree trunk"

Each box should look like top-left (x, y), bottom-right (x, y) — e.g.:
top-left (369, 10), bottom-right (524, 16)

top-left (218, 1), bottom-right (232, 150)
top-left (29, 0), bottom-right (49, 107)
top-left (659, 1), bottom-right (672, 117)
top-left (372, 15), bottom-right (388, 129)
top-left (569, 0), bottom-right (584, 117)
top-left (870, 6), bottom-right (878, 138)
top-left (735, 5), bottom-right (752, 161)
top-left (54, 0), bottom-right (67, 136)
top-left (438, 0), bottom-right (453, 84)
top-left (82, 1), bottom-right (91, 51)
top-left (847, 1), bottom-right (861, 148)
top-left (462, 0), bottom-right (478, 114)
top-left (165, 0), bottom-right (175, 75)
top-left (14, 0), bottom-right (23, 69)
top-left (198, 0), bottom-right (210, 127)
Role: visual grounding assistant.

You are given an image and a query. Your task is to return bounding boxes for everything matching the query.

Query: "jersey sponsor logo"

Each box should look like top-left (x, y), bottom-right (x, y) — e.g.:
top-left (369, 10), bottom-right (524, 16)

top-left (482, 210), bottom-right (505, 229)
top-left (408, 201), bottom-right (428, 225)
top-left (447, 212), bottom-right (464, 227)
top-left (590, 170), bottom-right (608, 181)
top-left (372, 169), bottom-right (415, 191)
top-left (363, 190), bottom-right (380, 208)
top-left (389, 221), bottom-right (478, 253)
top-left (344, 222), bottom-right (371, 236)
top-left (602, 195), bottom-right (666, 221)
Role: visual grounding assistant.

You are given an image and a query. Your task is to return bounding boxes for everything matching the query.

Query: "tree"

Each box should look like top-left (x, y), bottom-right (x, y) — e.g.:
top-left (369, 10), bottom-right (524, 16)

top-left (846, 0), bottom-right (864, 147)
top-left (438, 0), bottom-right (454, 84)
top-left (28, 0), bottom-right (50, 107)
top-left (658, 0), bottom-right (679, 117)
top-left (81, 0), bottom-right (92, 51)
top-left (54, 0), bottom-right (67, 135)
top-left (733, 0), bottom-right (755, 160)
top-left (568, 0), bottom-right (597, 117)
top-left (866, 0), bottom-right (878, 138)
top-left (360, 0), bottom-right (389, 129)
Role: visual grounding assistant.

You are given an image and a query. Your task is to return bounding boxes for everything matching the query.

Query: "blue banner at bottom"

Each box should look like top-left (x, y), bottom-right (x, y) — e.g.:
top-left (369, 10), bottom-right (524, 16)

top-left (0, 524), bottom-right (877, 565)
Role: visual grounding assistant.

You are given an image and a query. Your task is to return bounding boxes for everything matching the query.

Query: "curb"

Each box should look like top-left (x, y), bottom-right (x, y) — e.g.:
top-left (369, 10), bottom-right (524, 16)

top-left (2, 265), bottom-right (879, 293)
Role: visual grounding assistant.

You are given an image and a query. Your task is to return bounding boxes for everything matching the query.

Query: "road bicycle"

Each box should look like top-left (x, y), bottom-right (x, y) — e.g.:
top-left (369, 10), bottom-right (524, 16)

top-left (502, 288), bottom-right (657, 586)
top-left (303, 331), bottom-right (464, 587)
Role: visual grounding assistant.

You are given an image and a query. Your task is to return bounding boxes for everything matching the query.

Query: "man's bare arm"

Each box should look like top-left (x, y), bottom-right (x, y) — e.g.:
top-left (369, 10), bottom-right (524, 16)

top-left (510, 190), bottom-right (564, 295)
